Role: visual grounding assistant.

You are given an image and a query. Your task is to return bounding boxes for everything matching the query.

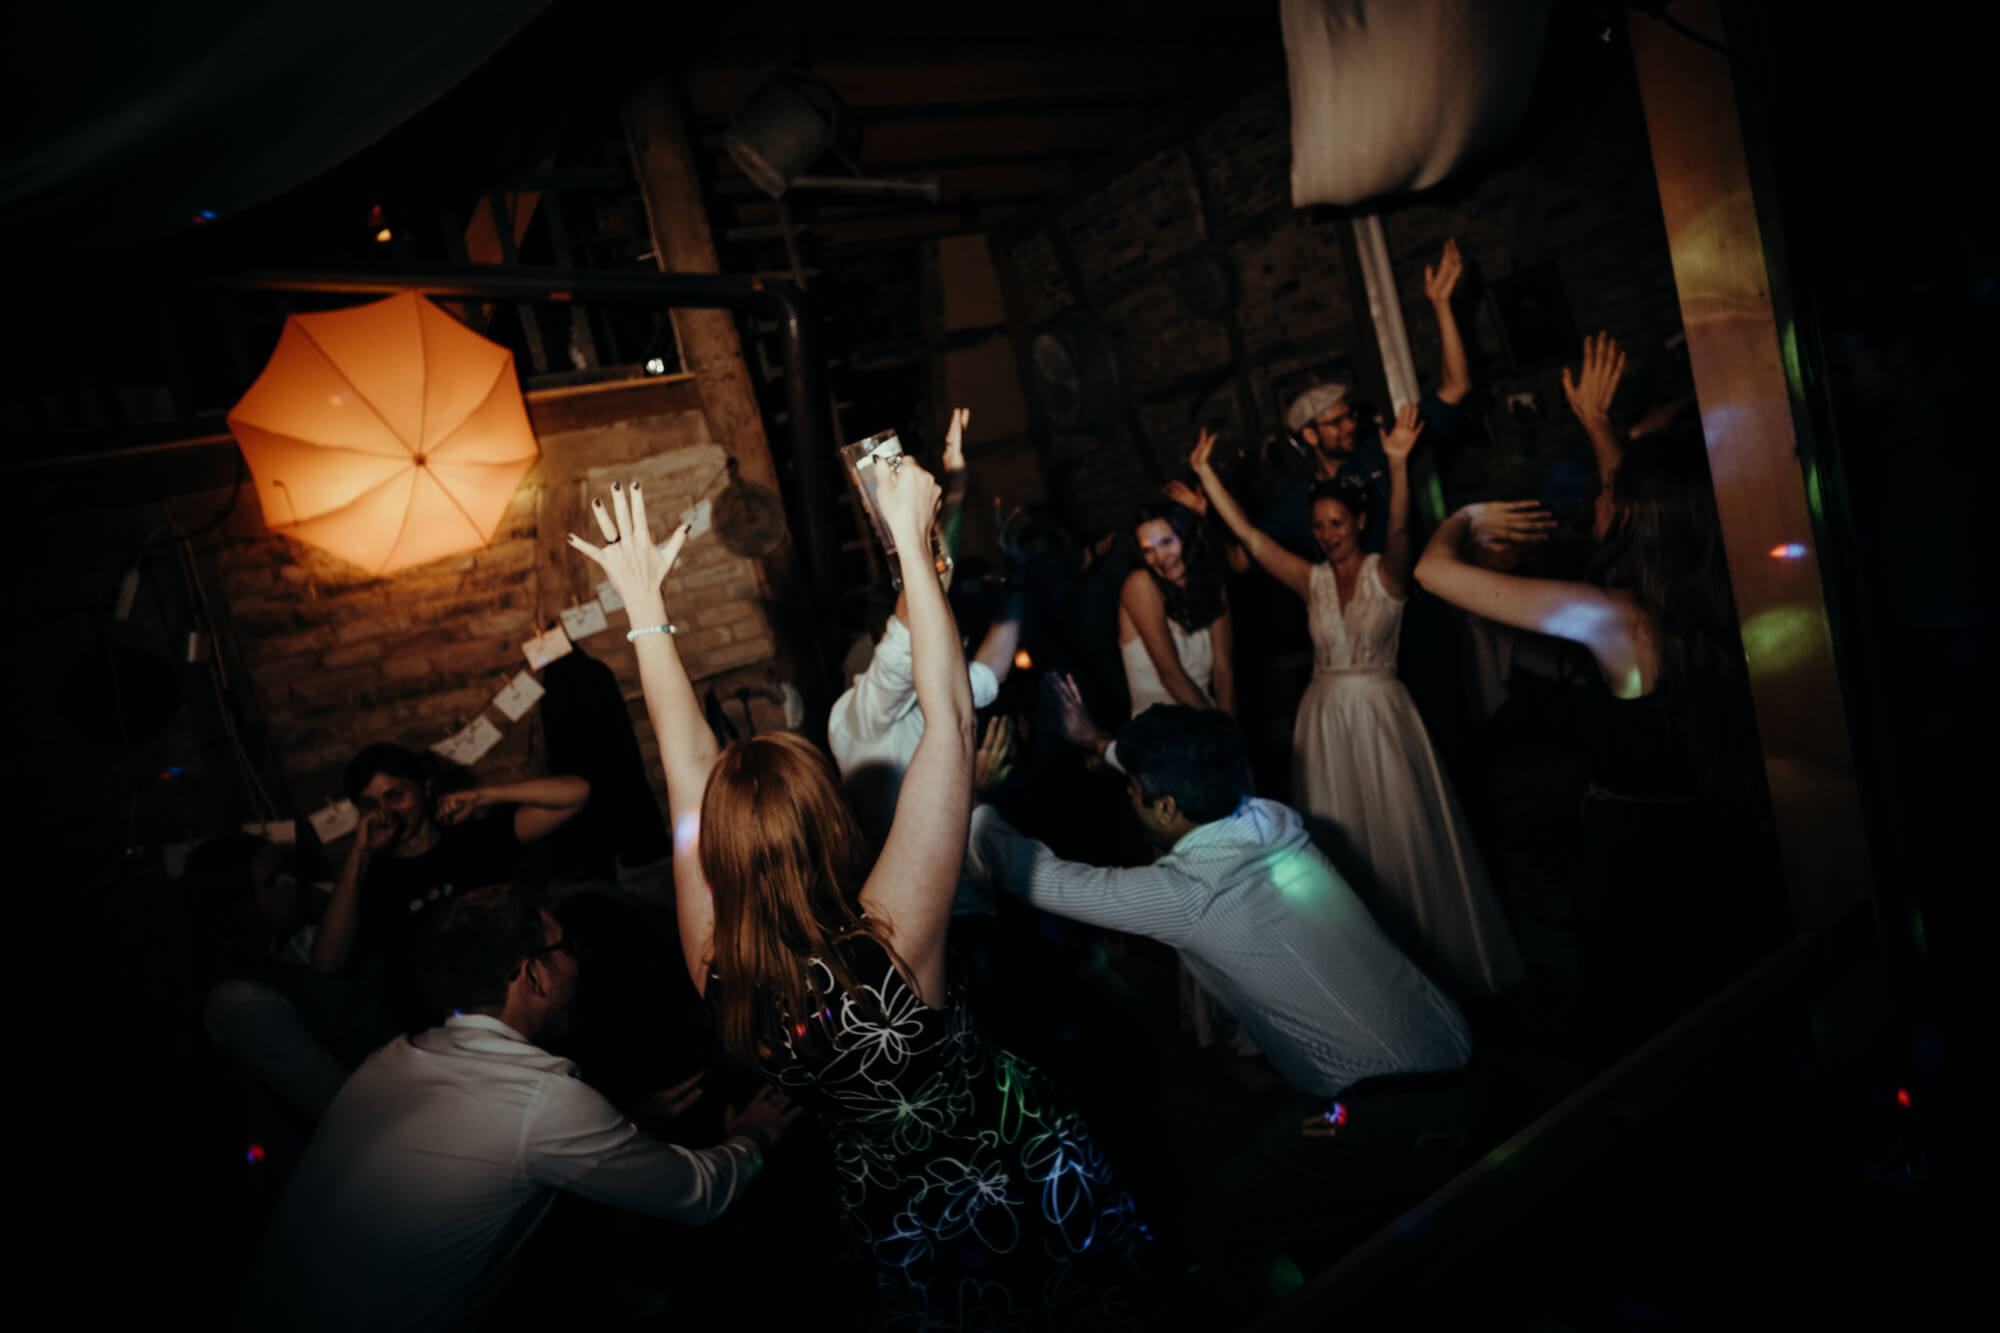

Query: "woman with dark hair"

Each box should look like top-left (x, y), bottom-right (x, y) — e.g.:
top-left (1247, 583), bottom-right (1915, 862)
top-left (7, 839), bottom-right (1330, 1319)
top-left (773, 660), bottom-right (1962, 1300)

top-left (569, 469), bottom-right (1149, 1330)
top-left (1119, 498), bottom-right (1234, 718)
top-left (1415, 335), bottom-right (1769, 1051)
top-left (1191, 409), bottom-right (1523, 998)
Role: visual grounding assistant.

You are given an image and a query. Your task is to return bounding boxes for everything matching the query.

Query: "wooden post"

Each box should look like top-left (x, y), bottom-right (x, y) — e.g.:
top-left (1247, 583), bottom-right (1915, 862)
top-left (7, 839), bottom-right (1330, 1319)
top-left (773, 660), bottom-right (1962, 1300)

top-left (621, 78), bottom-right (786, 507)
top-left (622, 76), bottom-right (809, 677)
top-left (1629, 0), bottom-right (1870, 933)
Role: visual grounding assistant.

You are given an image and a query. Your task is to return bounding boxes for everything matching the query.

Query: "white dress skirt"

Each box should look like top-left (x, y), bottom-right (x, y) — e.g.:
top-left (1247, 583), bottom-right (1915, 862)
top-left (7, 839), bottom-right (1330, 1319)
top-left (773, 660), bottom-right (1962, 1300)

top-left (1295, 557), bottom-right (1524, 996)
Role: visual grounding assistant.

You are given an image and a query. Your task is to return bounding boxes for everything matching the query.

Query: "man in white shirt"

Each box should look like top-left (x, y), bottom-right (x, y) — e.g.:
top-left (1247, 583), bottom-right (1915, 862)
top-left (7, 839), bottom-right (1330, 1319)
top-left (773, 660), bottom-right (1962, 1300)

top-left (241, 886), bottom-right (797, 1331)
top-left (828, 581), bottom-right (1021, 902)
top-left (966, 704), bottom-right (1472, 1099)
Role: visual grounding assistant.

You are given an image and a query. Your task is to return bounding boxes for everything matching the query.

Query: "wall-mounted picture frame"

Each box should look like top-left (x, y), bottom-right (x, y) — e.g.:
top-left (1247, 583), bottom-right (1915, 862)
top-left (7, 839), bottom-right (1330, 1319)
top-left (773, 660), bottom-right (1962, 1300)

top-left (1487, 261), bottom-right (1580, 376)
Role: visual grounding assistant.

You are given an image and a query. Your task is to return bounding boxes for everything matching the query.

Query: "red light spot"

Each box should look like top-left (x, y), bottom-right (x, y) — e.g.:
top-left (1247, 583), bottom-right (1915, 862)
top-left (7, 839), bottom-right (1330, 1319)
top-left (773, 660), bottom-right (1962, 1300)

top-left (793, 1021), bottom-right (808, 1039)
top-left (1014, 649), bottom-right (1033, 670)
top-left (1896, 1088), bottom-right (1911, 1108)
top-left (246, 1144), bottom-right (266, 1165)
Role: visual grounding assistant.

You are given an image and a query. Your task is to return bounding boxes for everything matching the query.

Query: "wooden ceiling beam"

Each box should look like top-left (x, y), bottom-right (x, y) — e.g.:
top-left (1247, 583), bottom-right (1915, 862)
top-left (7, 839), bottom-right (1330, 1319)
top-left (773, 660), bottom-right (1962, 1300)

top-left (684, 39), bottom-right (1268, 115)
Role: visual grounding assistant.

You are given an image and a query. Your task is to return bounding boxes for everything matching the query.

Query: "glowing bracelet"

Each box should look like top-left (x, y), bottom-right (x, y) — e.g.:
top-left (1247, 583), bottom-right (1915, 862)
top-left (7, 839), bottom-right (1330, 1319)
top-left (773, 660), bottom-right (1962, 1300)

top-left (625, 623), bottom-right (676, 641)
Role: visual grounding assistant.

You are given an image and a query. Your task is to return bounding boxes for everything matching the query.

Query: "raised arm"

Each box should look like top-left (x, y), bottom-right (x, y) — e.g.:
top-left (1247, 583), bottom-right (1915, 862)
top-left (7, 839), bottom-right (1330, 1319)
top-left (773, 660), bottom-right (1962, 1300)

top-left (1189, 429), bottom-right (1313, 600)
top-left (1563, 331), bottom-right (1629, 483)
top-left (436, 776), bottom-right (591, 845)
top-left (568, 483), bottom-right (712, 990)
top-left (970, 583), bottom-right (1024, 689)
top-left (1377, 403), bottom-right (1424, 595)
top-left (1425, 239), bottom-right (1472, 406)
top-left (860, 459), bottom-right (975, 1005)
top-left (1121, 571), bottom-right (1216, 710)
top-left (939, 407), bottom-right (970, 559)
top-left (1415, 506), bottom-right (1643, 693)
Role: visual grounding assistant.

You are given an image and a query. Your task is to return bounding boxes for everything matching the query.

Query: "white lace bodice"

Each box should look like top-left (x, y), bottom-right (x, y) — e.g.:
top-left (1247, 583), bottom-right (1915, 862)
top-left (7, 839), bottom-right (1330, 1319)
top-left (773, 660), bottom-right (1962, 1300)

top-left (1309, 555), bottom-right (1403, 675)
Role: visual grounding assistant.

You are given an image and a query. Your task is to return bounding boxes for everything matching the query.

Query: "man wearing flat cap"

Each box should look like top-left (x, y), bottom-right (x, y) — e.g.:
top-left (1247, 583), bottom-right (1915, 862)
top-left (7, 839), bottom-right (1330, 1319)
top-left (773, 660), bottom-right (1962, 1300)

top-left (1262, 238), bottom-right (1473, 560)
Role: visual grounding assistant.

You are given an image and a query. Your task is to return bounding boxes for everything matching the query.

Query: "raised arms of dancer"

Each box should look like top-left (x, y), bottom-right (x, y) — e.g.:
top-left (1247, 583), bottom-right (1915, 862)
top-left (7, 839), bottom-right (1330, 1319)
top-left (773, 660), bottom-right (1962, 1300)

top-left (567, 484), bottom-right (715, 990)
top-left (1425, 238), bottom-right (1472, 406)
top-left (1415, 506), bottom-right (1646, 696)
top-left (1189, 429), bottom-right (1313, 601)
top-left (1377, 403), bottom-right (1425, 596)
top-left (1563, 331), bottom-right (1628, 483)
top-left (859, 460), bottom-right (975, 1005)
top-left (1209, 594), bottom-right (1236, 716)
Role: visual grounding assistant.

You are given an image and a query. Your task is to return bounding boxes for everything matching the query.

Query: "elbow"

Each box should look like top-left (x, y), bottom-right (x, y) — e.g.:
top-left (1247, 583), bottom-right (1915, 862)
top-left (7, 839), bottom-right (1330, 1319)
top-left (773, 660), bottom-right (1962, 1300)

top-left (1413, 551), bottom-right (1442, 592)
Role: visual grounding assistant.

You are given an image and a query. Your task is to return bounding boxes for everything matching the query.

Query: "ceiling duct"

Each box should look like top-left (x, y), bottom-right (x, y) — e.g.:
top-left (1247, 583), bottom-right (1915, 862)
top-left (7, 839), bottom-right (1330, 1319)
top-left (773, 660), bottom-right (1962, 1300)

top-left (722, 69), bottom-right (939, 204)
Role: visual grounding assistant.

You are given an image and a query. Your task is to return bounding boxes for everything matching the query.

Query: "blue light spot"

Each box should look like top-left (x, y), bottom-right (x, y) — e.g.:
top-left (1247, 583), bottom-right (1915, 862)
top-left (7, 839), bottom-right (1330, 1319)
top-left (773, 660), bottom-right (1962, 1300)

top-left (1769, 542), bottom-right (1808, 560)
top-left (674, 812), bottom-right (701, 855)
top-left (198, 210), bottom-right (216, 221)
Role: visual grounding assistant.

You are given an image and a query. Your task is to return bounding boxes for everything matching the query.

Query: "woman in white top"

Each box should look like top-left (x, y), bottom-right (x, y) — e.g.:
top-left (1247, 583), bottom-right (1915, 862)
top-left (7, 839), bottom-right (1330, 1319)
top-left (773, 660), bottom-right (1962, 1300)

top-left (1191, 412), bottom-right (1522, 997)
top-left (1119, 499), bottom-right (1235, 719)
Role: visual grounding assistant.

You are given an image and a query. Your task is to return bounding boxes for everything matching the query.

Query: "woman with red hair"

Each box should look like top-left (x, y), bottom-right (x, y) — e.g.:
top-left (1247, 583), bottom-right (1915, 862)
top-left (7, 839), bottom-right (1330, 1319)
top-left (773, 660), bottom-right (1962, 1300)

top-left (570, 465), bottom-right (1150, 1330)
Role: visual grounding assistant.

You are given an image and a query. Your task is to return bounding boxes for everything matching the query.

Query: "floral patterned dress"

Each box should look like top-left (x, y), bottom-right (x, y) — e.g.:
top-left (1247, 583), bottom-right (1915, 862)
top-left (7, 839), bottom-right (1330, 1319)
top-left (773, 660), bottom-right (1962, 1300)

top-left (741, 933), bottom-right (1150, 1331)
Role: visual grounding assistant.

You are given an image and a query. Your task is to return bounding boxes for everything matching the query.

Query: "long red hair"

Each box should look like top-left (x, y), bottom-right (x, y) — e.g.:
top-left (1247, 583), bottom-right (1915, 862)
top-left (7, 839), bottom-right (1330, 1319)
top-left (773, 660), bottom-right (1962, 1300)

top-left (698, 732), bottom-right (899, 1064)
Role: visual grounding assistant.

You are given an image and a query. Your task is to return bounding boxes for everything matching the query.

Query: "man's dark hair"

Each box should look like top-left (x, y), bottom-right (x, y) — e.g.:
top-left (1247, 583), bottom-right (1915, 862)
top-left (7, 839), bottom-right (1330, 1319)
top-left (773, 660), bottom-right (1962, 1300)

top-left (414, 884), bottom-right (547, 1017)
top-left (343, 742), bottom-right (431, 804)
top-left (1116, 704), bottom-right (1250, 824)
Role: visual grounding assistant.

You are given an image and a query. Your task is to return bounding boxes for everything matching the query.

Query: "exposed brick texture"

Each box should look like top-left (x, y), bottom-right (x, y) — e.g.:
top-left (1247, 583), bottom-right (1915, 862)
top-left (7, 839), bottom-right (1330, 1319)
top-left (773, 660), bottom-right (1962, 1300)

top-left (996, 66), bottom-right (1686, 538)
top-left (30, 384), bottom-right (788, 863)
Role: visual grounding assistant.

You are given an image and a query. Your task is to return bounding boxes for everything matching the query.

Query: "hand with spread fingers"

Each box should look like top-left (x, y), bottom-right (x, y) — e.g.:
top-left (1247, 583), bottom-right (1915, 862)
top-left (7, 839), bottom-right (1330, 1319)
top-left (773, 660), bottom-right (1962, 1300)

top-left (1380, 402), bottom-right (1426, 465)
top-left (973, 716), bottom-right (1017, 798)
top-left (1161, 478), bottom-right (1209, 517)
top-left (1562, 332), bottom-right (1628, 431)
top-left (1052, 673), bottom-right (1114, 758)
top-left (1466, 500), bottom-right (1558, 550)
top-left (566, 481), bottom-right (688, 620)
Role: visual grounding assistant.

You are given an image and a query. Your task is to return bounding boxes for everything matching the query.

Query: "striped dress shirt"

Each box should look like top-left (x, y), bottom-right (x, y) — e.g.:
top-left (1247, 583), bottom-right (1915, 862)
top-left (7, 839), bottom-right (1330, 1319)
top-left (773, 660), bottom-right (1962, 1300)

top-left (968, 797), bottom-right (1472, 1096)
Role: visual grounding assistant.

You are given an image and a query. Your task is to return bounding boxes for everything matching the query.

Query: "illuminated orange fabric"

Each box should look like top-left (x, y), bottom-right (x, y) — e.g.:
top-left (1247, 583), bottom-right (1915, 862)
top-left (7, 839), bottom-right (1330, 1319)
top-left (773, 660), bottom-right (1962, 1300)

top-left (227, 292), bottom-right (539, 575)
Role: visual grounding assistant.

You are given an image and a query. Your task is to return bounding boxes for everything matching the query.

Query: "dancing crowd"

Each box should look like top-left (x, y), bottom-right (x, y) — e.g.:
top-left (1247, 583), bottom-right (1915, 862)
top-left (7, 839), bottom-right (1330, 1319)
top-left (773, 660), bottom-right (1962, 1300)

top-left (187, 238), bottom-right (1776, 1331)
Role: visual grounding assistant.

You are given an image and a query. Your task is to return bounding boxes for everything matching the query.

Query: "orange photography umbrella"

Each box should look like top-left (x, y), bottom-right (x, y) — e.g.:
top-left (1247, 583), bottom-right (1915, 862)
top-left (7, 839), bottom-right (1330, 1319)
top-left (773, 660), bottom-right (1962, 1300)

top-left (227, 292), bottom-right (540, 575)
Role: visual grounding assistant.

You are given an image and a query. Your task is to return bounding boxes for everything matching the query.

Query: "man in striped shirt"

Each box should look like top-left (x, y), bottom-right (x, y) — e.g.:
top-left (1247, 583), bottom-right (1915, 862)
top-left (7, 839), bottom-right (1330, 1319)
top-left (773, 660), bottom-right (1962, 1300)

top-left (965, 704), bottom-right (1471, 1098)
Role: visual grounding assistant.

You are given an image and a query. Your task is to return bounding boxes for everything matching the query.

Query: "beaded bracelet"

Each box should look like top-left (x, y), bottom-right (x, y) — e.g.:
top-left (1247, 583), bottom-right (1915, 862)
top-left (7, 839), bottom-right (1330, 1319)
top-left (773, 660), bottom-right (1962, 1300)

top-left (625, 623), bottom-right (676, 641)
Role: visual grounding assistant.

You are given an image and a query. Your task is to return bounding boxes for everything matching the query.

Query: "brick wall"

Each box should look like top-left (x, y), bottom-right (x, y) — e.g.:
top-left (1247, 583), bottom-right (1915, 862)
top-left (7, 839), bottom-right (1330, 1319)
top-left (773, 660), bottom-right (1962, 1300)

top-left (992, 62), bottom-right (1686, 538)
top-left (25, 375), bottom-right (788, 869)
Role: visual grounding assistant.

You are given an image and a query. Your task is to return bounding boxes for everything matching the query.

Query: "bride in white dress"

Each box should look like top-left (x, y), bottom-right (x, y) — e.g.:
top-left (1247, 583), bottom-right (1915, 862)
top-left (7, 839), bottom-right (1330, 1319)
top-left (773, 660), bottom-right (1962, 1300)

top-left (1190, 414), bottom-right (1522, 996)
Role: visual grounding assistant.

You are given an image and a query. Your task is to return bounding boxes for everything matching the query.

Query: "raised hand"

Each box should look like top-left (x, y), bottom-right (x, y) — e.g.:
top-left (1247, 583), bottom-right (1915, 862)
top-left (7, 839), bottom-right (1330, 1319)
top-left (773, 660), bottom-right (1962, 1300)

top-left (942, 406), bottom-right (970, 473)
top-left (567, 481), bottom-right (689, 618)
top-left (1466, 500), bottom-right (1558, 550)
top-left (1161, 479), bottom-right (1208, 517)
top-left (874, 454), bottom-right (943, 549)
top-left (1189, 427), bottom-right (1220, 477)
top-left (1381, 402), bottom-right (1426, 464)
top-left (973, 715), bottom-right (1017, 796)
top-left (1424, 238), bottom-right (1464, 306)
top-left (434, 788), bottom-right (488, 827)
top-left (1051, 673), bottom-right (1112, 755)
top-left (1561, 332), bottom-right (1627, 429)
